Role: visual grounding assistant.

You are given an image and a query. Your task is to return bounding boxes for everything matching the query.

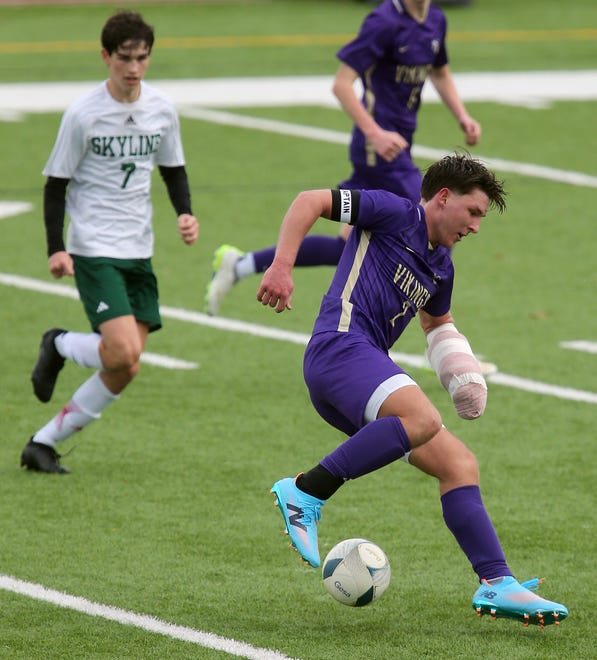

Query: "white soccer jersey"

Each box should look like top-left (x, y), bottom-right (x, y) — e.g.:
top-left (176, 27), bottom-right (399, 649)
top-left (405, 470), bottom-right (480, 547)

top-left (43, 80), bottom-right (186, 259)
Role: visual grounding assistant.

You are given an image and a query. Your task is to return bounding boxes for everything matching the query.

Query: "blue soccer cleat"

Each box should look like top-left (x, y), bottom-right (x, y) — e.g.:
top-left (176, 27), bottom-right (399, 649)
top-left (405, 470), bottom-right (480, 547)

top-left (472, 576), bottom-right (568, 628)
top-left (271, 476), bottom-right (325, 568)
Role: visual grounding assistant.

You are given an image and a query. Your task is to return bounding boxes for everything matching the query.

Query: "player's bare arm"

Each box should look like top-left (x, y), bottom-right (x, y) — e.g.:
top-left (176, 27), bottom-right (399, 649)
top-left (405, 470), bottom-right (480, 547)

top-left (257, 190), bottom-right (333, 313)
top-left (332, 63), bottom-right (407, 162)
top-left (429, 65), bottom-right (481, 146)
top-left (419, 309), bottom-right (453, 334)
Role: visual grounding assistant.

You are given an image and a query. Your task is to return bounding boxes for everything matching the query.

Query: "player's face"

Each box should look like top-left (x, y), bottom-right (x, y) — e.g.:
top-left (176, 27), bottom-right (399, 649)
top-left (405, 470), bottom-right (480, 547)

top-left (434, 188), bottom-right (489, 249)
top-left (102, 40), bottom-right (151, 102)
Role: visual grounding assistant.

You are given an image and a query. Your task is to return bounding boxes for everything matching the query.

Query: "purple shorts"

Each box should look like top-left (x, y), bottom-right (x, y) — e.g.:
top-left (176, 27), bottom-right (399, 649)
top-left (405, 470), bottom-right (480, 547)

top-left (303, 331), bottom-right (416, 436)
top-left (338, 157), bottom-right (422, 204)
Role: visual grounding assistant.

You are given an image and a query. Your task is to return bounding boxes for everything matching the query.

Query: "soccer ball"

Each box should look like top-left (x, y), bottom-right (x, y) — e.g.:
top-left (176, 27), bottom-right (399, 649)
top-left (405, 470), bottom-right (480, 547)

top-left (322, 538), bottom-right (391, 607)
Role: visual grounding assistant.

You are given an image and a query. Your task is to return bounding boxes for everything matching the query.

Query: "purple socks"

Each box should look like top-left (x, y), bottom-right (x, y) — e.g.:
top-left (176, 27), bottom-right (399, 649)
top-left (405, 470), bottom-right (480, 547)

top-left (253, 235), bottom-right (346, 272)
top-left (320, 416), bottom-right (411, 479)
top-left (441, 485), bottom-right (512, 581)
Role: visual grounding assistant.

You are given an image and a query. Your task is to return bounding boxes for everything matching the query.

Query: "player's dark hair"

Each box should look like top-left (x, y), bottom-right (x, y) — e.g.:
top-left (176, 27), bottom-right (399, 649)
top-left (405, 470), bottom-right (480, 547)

top-left (101, 10), bottom-right (155, 55)
top-left (421, 152), bottom-right (507, 213)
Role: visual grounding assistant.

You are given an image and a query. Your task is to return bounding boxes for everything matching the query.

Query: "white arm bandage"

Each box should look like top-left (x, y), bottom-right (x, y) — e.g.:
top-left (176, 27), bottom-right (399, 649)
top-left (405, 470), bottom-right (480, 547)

top-left (426, 322), bottom-right (487, 420)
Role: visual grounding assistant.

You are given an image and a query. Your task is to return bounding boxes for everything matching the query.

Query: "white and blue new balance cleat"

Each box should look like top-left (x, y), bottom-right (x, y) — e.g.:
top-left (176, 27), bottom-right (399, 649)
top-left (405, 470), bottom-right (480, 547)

top-left (271, 476), bottom-right (325, 568)
top-left (473, 576), bottom-right (568, 628)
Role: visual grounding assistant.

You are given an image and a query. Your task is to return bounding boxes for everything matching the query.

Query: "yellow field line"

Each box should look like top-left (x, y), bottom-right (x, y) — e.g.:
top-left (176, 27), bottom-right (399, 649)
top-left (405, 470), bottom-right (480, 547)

top-left (0, 28), bottom-right (595, 54)
top-left (450, 28), bottom-right (597, 42)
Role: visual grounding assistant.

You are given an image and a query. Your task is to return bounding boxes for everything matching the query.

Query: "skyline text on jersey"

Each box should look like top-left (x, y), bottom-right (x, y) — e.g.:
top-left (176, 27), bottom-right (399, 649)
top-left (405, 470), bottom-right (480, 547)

top-left (90, 134), bottom-right (162, 158)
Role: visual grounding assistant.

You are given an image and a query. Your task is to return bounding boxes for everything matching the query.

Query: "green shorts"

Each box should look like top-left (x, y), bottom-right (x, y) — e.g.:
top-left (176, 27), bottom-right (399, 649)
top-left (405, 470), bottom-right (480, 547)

top-left (72, 255), bottom-right (162, 333)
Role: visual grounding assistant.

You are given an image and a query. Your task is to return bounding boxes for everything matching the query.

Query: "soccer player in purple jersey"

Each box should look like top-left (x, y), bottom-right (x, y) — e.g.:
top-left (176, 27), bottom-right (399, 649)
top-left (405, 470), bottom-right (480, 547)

top-left (205, 0), bottom-right (480, 316)
top-left (261, 153), bottom-right (567, 628)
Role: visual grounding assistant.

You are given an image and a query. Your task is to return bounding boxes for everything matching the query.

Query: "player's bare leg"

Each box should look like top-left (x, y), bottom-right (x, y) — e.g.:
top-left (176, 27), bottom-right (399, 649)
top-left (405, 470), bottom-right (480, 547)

top-left (98, 315), bottom-right (149, 394)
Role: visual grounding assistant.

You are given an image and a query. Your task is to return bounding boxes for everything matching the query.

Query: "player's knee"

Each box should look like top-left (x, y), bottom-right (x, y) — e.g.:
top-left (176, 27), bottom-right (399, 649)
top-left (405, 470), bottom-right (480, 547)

top-left (101, 338), bottom-right (142, 372)
top-left (404, 407), bottom-right (443, 448)
top-left (117, 348), bottom-right (142, 373)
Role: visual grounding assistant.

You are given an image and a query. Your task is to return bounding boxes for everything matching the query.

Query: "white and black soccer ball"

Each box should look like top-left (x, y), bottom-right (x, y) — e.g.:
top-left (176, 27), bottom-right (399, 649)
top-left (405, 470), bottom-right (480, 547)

top-left (322, 538), bottom-right (391, 607)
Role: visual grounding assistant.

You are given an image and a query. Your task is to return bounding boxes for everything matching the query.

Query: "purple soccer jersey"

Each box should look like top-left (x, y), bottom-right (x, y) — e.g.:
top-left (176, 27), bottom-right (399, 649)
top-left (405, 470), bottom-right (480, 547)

top-left (337, 0), bottom-right (448, 194)
top-left (311, 188), bottom-right (453, 352)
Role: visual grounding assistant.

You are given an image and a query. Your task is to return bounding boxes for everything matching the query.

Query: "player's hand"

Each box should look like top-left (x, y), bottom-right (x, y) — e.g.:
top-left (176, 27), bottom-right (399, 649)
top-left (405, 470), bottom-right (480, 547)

top-left (370, 128), bottom-right (409, 163)
top-left (256, 264), bottom-right (294, 313)
top-left (460, 116), bottom-right (482, 146)
top-left (178, 213), bottom-right (199, 245)
top-left (48, 251), bottom-right (74, 279)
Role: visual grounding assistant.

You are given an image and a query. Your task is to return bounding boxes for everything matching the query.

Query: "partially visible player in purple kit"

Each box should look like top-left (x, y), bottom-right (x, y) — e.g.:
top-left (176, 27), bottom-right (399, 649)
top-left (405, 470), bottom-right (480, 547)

top-left (259, 153), bottom-right (567, 628)
top-left (205, 0), bottom-right (480, 316)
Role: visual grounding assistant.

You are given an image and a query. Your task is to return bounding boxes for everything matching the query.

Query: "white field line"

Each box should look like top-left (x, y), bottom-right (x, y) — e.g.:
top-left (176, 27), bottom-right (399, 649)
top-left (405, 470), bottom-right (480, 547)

top-left (0, 201), bottom-right (33, 219)
top-left (0, 273), bottom-right (197, 370)
top-left (559, 340), bottom-right (597, 354)
top-left (2, 73), bottom-right (597, 188)
top-left (487, 373), bottom-right (597, 404)
top-left (2, 71), bottom-right (597, 114)
top-left (0, 575), bottom-right (298, 660)
top-left (141, 351), bottom-right (198, 369)
top-left (2, 272), bottom-right (596, 405)
top-left (180, 106), bottom-right (597, 189)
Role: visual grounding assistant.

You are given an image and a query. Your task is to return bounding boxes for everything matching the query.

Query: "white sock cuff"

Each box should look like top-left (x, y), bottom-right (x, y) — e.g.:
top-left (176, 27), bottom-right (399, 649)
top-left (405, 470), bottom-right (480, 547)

top-left (235, 253), bottom-right (257, 279)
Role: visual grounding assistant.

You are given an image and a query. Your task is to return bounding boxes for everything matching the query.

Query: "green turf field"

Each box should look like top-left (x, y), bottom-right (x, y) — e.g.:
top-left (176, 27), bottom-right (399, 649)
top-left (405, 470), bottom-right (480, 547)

top-left (0, 1), bottom-right (595, 658)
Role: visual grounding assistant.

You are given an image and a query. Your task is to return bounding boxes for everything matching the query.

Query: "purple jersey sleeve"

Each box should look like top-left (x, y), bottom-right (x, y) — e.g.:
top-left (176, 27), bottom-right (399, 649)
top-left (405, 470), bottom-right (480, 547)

top-left (313, 189), bottom-right (453, 351)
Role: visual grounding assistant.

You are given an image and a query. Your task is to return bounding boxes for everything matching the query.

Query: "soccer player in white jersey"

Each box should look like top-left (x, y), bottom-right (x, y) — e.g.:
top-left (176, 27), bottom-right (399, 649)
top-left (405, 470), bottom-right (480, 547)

top-left (21, 10), bottom-right (199, 474)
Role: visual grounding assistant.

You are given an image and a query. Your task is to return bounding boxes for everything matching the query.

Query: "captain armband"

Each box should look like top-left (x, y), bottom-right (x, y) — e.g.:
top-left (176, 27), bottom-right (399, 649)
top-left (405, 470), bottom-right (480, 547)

top-left (330, 189), bottom-right (360, 224)
top-left (425, 322), bottom-right (487, 420)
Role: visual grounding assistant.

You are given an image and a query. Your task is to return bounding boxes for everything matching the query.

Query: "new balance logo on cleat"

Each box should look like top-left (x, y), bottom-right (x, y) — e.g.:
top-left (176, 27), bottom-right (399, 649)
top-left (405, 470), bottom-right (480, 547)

top-left (286, 503), bottom-right (307, 531)
top-left (125, 115), bottom-right (136, 124)
top-left (96, 301), bottom-right (109, 313)
top-left (472, 576), bottom-right (568, 628)
top-left (270, 477), bottom-right (325, 568)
